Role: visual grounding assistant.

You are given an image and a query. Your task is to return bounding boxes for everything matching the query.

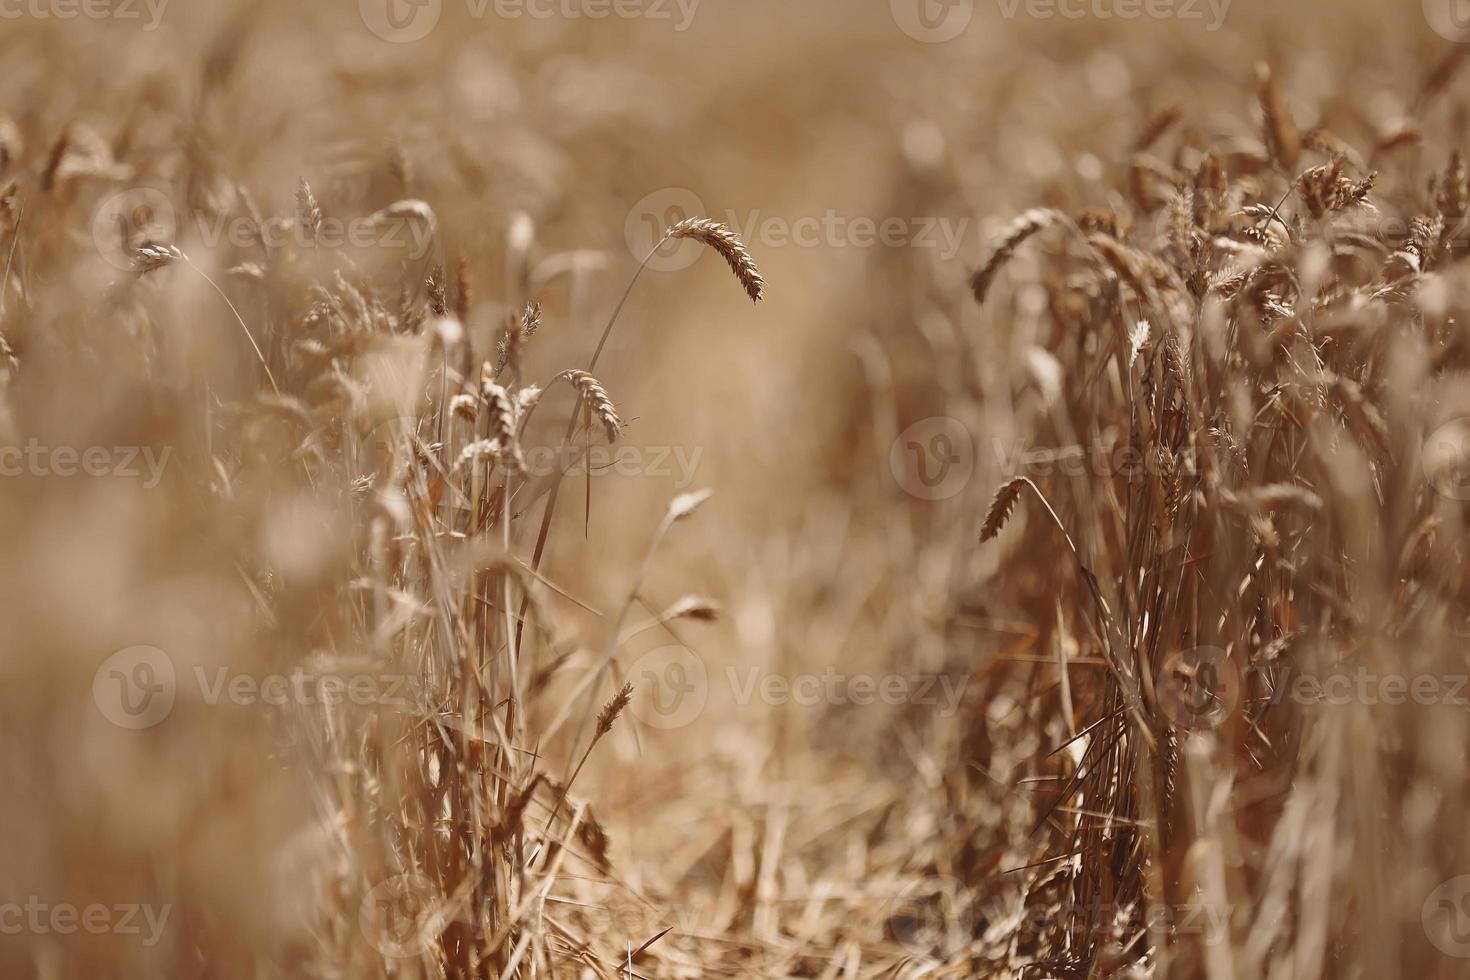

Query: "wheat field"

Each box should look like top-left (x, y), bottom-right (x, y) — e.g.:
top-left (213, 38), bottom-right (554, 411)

top-left (3, 1), bottom-right (1470, 977)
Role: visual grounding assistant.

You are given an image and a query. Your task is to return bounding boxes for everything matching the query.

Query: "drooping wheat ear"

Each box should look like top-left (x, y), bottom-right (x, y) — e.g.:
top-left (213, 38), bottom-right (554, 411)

top-left (295, 178), bottom-right (322, 242)
top-left (481, 380), bottom-right (526, 475)
top-left (667, 217), bottom-right (765, 303)
top-left (133, 241), bottom-right (183, 274)
top-left (449, 393), bottom-right (478, 422)
top-left (558, 370), bottom-right (622, 442)
top-left (970, 208), bottom-right (1066, 306)
top-left (980, 477), bottom-right (1029, 543)
top-left (1256, 63), bottom-right (1300, 171)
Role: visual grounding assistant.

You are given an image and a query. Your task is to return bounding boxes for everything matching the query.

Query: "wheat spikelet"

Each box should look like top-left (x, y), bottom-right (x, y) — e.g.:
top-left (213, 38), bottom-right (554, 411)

top-left (595, 682), bottom-right (634, 737)
top-left (1256, 64), bottom-right (1300, 171)
top-left (496, 302), bottom-right (541, 376)
top-left (133, 242), bottom-right (183, 274)
top-left (980, 478), bottom-right (1029, 543)
top-left (667, 217), bottom-right (765, 302)
top-left (971, 208), bottom-right (1066, 306)
top-left (296, 177), bottom-right (323, 242)
top-left (558, 370), bottom-right (622, 442)
top-left (481, 380), bottom-right (526, 475)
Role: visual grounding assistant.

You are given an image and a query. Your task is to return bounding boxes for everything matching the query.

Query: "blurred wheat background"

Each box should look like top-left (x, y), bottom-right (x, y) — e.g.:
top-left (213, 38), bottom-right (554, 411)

top-left (3, 1), bottom-right (1470, 977)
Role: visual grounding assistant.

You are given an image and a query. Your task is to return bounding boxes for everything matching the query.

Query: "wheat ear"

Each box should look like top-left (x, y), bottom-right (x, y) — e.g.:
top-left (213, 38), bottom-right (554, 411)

top-left (667, 217), bottom-right (765, 303)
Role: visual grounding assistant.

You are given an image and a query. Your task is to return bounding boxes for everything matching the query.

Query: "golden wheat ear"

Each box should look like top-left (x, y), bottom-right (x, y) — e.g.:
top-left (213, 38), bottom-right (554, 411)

top-left (667, 216), bottom-right (766, 303)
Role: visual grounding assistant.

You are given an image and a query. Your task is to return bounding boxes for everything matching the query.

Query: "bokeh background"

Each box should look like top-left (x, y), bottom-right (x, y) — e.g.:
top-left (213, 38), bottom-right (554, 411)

top-left (2, 0), bottom-right (1469, 976)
